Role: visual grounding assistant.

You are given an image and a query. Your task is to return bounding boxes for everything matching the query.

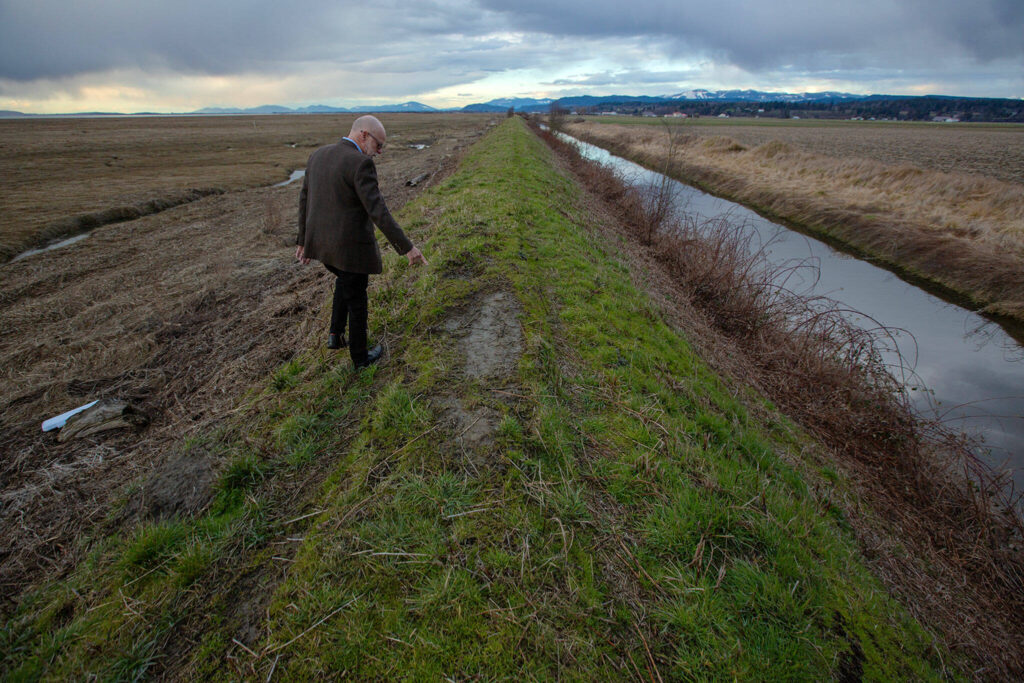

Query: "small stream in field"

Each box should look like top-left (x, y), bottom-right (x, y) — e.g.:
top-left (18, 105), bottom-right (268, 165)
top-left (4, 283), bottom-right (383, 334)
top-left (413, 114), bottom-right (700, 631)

top-left (274, 169), bottom-right (305, 187)
top-left (8, 172), bottom-right (307, 263)
top-left (10, 233), bottom-right (90, 262)
top-left (559, 132), bottom-right (1024, 492)
top-left (9, 169), bottom-right (307, 264)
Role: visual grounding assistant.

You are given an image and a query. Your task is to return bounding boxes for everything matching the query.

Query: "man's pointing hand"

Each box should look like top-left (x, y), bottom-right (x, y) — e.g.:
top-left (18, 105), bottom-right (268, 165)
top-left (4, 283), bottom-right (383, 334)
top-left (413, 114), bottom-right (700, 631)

top-left (406, 246), bottom-right (428, 266)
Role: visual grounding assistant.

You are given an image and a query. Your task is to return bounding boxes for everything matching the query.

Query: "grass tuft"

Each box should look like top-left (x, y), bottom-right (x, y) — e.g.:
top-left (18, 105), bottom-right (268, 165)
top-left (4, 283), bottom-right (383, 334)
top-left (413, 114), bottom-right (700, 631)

top-left (121, 520), bottom-right (188, 571)
top-left (219, 453), bottom-right (267, 493)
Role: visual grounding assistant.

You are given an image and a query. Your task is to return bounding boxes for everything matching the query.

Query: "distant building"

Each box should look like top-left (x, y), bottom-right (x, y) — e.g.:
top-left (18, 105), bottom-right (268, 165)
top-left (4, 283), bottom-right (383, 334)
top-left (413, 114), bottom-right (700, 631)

top-left (667, 112), bottom-right (688, 118)
top-left (718, 113), bottom-right (729, 118)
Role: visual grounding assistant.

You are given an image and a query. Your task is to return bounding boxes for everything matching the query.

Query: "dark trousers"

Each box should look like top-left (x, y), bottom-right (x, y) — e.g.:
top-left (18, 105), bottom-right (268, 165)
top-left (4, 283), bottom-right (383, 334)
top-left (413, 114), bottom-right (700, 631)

top-left (324, 265), bottom-right (369, 362)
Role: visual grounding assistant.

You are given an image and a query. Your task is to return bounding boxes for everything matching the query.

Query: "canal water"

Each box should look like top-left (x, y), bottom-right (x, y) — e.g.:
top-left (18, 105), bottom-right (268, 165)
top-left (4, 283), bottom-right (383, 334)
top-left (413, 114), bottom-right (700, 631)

top-left (561, 133), bottom-right (1024, 490)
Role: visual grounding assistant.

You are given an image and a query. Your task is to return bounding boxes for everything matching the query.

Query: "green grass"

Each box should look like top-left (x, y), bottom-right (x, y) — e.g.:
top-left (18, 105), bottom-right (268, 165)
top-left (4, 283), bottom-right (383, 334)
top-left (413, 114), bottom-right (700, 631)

top-left (1, 118), bottom-right (950, 680)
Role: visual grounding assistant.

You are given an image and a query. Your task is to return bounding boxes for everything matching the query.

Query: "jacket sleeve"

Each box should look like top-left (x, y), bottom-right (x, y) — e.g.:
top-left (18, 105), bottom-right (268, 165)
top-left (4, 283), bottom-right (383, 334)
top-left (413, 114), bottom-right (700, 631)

top-left (353, 157), bottom-right (414, 255)
top-left (296, 173), bottom-right (309, 246)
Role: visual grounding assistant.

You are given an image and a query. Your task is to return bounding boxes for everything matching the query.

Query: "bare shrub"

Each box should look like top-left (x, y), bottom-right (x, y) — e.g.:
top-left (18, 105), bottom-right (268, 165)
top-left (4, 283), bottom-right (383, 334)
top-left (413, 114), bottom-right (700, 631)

top-left (548, 101), bottom-right (567, 132)
top-left (260, 196), bottom-right (283, 235)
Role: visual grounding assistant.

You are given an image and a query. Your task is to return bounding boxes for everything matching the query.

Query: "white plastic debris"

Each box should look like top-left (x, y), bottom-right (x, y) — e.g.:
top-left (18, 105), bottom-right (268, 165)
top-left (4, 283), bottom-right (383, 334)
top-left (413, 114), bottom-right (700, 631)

top-left (42, 400), bottom-right (99, 432)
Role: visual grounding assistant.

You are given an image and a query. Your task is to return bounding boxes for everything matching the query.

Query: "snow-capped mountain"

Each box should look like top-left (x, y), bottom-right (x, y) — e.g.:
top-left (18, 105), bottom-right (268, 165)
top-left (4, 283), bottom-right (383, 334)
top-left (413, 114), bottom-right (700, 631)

top-left (667, 89), bottom-right (861, 102)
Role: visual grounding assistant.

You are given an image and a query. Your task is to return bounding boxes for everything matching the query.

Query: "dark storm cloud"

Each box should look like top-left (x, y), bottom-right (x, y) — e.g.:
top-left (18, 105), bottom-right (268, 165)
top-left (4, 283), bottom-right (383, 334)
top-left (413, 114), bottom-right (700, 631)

top-left (478, 0), bottom-right (1024, 71)
top-left (0, 0), bottom-right (497, 81)
top-left (1, 0), bottom-right (300, 79)
top-left (1, 0), bottom-right (1020, 101)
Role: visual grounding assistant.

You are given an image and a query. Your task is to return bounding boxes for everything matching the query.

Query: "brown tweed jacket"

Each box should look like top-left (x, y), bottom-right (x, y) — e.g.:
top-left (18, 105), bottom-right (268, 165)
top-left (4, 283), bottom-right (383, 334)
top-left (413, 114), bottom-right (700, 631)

top-left (296, 138), bottom-right (413, 274)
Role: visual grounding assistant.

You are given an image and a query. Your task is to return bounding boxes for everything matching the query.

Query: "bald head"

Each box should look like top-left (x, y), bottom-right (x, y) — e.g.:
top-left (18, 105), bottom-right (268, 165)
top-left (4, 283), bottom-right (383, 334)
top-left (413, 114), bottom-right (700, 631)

top-left (348, 115), bottom-right (387, 157)
top-left (350, 114), bottom-right (385, 139)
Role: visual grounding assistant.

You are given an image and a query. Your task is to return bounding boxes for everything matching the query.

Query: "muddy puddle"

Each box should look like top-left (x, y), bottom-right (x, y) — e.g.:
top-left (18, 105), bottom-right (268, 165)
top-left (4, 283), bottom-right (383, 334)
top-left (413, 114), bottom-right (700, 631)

top-left (561, 132), bottom-right (1024, 490)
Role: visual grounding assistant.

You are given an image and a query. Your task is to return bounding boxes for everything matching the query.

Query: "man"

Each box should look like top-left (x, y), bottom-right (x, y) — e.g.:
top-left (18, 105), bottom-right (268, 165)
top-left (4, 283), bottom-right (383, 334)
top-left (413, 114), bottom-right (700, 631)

top-left (295, 115), bottom-right (427, 368)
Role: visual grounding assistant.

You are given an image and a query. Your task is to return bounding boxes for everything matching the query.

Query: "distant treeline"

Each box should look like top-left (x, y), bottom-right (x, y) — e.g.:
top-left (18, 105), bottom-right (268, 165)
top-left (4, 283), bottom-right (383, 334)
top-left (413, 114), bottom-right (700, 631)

top-left (571, 97), bottom-right (1024, 122)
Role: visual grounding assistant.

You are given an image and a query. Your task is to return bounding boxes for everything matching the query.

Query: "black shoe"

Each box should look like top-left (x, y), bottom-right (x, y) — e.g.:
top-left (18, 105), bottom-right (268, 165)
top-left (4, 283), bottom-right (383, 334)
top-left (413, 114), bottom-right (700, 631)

top-left (353, 344), bottom-right (383, 369)
top-left (327, 333), bottom-right (346, 350)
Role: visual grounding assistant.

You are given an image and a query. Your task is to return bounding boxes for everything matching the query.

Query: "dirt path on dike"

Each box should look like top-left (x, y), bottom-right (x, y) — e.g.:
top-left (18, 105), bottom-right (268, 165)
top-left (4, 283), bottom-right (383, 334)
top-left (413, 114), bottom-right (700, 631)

top-left (0, 120), bottom-right (491, 613)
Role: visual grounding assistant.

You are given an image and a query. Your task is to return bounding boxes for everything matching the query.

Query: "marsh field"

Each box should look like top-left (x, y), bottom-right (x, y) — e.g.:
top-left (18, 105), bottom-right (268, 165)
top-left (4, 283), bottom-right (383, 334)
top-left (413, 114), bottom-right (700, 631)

top-left (0, 113), bottom-right (493, 261)
top-left (578, 115), bottom-right (1024, 182)
top-left (566, 116), bottom-right (1024, 320)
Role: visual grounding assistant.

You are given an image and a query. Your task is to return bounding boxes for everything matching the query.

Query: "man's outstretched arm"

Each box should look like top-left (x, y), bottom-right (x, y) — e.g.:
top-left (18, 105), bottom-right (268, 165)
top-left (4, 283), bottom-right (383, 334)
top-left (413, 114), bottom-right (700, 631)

top-left (352, 158), bottom-right (415, 256)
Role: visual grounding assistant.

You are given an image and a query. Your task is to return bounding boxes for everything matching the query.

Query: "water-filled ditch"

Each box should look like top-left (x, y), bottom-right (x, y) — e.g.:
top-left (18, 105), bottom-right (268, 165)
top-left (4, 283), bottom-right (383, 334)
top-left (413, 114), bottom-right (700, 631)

top-left (9, 173), bottom-right (307, 263)
top-left (274, 169), bottom-right (305, 187)
top-left (560, 132), bottom-right (1024, 490)
top-left (10, 233), bottom-right (91, 262)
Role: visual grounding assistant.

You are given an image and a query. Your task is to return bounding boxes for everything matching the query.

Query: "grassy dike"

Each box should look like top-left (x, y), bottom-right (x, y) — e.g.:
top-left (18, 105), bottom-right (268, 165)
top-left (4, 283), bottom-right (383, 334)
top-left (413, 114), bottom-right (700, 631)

top-left (2, 118), bottom-right (945, 680)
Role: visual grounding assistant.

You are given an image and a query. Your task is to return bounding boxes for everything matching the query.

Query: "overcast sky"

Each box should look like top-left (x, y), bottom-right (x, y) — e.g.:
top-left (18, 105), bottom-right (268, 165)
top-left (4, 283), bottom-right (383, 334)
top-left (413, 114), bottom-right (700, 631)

top-left (1, 0), bottom-right (1021, 113)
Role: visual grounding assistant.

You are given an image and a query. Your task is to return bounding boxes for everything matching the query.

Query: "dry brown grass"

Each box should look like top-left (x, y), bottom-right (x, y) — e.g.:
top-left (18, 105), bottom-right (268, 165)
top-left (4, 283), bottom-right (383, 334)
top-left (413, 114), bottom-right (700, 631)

top-left (0, 113), bottom-right (492, 261)
top-left (0, 113), bottom-right (490, 614)
top-left (567, 121), bottom-right (1024, 321)
top-left (639, 120), bottom-right (1024, 183)
top-left (534, 123), bottom-right (1024, 679)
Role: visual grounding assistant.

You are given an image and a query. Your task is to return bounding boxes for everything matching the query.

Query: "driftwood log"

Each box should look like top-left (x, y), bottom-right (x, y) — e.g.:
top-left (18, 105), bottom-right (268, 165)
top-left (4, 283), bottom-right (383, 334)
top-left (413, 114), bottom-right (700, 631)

top-left (58, 399), bottom-right (149, 442)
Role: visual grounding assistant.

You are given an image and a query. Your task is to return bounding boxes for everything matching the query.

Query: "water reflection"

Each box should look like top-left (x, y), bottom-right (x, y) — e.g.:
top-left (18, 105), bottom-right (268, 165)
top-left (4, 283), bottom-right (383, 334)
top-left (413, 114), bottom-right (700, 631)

top-left (562, 133), bottom-right (1024, 488)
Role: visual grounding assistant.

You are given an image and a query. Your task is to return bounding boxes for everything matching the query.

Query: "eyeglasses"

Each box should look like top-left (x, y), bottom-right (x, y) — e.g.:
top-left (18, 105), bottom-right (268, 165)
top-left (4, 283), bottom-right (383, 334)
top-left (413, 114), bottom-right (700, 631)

top-left (365, 131), bottom-right (385, 151)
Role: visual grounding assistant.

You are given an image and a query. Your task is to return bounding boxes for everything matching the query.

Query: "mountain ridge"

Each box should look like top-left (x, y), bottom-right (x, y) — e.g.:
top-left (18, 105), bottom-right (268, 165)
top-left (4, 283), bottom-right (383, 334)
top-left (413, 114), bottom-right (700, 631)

top-left (2, 91), bottom-right (1020, 118)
